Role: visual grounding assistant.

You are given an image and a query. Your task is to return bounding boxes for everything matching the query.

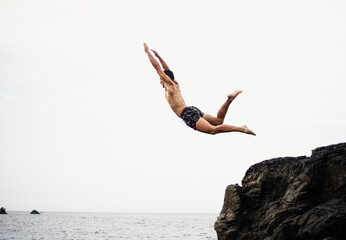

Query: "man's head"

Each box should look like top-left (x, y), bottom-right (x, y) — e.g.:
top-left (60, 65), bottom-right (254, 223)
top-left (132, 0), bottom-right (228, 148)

top-left (164, 70), bottom-right (175, 81)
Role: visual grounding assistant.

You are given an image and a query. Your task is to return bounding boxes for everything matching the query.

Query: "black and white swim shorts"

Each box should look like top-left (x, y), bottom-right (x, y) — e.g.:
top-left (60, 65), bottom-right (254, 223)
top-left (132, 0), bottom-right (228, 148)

top-left (180, 106), bottom-right (204, 130)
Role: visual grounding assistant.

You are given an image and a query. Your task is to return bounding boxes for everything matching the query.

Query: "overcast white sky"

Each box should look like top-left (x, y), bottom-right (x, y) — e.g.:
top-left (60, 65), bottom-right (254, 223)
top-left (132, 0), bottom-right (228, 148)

top-left (1, 0), bottom-right (345, 213)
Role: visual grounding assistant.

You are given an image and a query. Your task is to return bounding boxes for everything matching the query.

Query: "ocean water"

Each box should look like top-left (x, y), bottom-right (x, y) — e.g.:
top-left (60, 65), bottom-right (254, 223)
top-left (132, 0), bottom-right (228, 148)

top-left (0, 212), bottom-right (217, 240)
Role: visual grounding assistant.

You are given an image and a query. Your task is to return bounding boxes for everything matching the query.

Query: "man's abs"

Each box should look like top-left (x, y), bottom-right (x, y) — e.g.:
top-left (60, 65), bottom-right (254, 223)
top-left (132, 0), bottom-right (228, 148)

top-left (168, 100), bottom-right (186, 116)
top-left (165, 92), bottom-right (186, 117)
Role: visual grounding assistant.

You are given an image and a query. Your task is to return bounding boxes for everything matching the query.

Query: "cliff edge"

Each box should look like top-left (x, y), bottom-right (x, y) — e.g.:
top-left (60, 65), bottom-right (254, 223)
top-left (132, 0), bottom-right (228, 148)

top-left (215, 143), bottom-right (346, 240)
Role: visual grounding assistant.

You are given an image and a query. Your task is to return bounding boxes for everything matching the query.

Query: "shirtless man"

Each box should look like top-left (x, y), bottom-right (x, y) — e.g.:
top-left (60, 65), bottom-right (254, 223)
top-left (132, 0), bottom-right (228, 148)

top-left (144, 43), bottom-right (255, 136)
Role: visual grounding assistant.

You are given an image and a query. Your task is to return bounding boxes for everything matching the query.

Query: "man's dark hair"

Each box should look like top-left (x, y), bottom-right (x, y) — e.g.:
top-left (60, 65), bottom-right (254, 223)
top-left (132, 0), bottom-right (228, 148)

top-left (164, 70), bottom-right (175, 81)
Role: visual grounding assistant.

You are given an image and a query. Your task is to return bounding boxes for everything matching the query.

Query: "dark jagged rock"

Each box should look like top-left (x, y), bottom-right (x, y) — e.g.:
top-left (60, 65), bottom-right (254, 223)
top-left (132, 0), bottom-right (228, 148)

top-left (215, 143), bottom-right (346, 240)
top-left (30, 210), bottom-right (40, 214)
top-left (0, 207), bottom-right (7, 214)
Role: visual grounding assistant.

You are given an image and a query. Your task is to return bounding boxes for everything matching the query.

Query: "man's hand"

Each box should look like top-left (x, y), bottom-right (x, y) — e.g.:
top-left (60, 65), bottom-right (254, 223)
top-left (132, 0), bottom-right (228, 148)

top-left (144, 43), bottom-right (149, 53)
top-left (151, 49), bottom-right (160, 58)
top-left (151, 49), bottom-right (170, 70)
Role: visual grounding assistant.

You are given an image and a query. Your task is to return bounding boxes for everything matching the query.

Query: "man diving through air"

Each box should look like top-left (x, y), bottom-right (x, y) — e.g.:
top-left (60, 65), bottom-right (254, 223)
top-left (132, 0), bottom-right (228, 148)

top-left (144, 43), bottom-right (255, 136)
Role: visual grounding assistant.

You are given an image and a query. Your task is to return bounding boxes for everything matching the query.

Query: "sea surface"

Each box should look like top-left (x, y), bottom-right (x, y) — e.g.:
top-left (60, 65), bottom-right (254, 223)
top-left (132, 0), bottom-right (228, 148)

top-left (0, 212), bottom-right (217, 240)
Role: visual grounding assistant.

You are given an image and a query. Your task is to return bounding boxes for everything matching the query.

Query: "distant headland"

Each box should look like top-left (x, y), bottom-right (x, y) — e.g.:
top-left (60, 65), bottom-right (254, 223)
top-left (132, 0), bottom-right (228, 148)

top-left (0, 208), bottom-right (40, 214)
top-left (30, 210), bottom-right (40, 214)
top-left (0, 207), bottom-right (7, 214)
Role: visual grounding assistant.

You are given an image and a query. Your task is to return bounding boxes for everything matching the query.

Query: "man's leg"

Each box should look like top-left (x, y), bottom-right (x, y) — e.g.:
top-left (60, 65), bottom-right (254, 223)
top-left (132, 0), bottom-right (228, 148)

top-left (195, 117), bottom-right (255, 135)
top-left (203, 90), bottom-right (243, 126)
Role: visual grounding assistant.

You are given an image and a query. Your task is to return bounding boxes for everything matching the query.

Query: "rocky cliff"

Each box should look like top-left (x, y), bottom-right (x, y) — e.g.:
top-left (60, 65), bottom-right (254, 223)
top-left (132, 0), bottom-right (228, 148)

top-left (215, 143), bottom-right (346, 240)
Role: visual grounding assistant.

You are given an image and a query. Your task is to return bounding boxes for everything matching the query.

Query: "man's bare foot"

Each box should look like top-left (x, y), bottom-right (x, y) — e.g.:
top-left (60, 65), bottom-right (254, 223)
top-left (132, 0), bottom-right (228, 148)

top-left (242, 125), bottom-right (256, 136)
top-left (227, 90), bottom-right (243, 101)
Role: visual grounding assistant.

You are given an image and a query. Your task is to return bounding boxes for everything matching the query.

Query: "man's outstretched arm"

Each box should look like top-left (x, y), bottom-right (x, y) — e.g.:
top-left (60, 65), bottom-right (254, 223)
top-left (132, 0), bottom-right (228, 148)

top-left (144, 43), bottom-right (172, 85)
top-left (151, 50), bottom-right (170, 71)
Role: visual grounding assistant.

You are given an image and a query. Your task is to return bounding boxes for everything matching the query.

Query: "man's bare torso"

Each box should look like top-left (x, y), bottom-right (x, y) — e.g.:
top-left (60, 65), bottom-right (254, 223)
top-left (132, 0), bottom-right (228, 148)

top-left (163, 80), bottom-right (186, 117)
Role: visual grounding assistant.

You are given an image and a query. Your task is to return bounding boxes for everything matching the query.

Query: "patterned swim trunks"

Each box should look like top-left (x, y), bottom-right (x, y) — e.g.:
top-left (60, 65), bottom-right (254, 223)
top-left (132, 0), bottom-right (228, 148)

top-left (180, 106), bottom-right (204, 130)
